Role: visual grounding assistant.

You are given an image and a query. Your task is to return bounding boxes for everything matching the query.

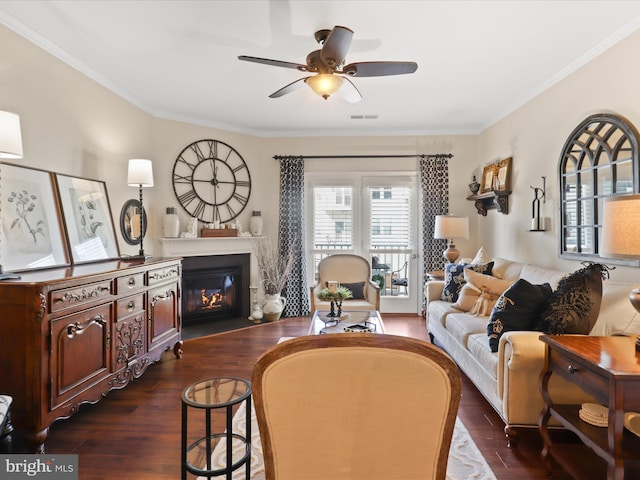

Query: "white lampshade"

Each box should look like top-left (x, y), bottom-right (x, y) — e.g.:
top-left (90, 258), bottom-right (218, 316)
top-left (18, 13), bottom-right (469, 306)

top-left (127, 158), bottom-right (154, 187)
top-left (0, 110), bottom-right (23, 159)
top-left (306, 74), bottom-right (344, 99)
top-left (434, 215), bottom-right (470, 240)
top-left (601, 194), bottom-right (640, 260)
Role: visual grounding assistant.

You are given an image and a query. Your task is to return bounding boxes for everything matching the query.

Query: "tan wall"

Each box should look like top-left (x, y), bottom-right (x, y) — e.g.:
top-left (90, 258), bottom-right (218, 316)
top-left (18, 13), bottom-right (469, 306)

top-left (3, 21), bottom-right (640, 283)
top-left (477, 28), bottom-right (640, 282)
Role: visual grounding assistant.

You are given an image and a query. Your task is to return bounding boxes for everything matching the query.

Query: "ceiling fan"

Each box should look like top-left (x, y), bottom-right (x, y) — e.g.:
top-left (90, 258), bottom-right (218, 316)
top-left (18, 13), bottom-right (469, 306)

top-left (238, 25), bottom-right (418, 102)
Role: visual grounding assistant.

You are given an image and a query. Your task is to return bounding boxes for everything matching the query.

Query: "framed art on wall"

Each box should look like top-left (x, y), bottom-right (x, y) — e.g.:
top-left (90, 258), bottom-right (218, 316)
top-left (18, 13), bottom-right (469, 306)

top-left (54, 173), bottom-right (120, 263)
top-left (495, 157), bottom-right (512, 192)
top-left (480, 164), bottom-right (496, 193)
top-left (0, 162), bottom-right (70, 271)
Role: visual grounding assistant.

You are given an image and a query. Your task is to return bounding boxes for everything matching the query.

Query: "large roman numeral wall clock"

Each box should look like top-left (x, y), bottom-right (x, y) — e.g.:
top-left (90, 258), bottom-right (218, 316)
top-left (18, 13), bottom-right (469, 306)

top-left (172, 139), bottom-right (252, 223)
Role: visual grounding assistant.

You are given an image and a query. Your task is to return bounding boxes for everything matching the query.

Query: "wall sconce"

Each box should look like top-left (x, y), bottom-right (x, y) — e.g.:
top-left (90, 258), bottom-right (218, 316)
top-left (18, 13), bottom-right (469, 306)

top-left (434, 214), bottom-right (469, 263)
top-left (0, 110), bottom-right (24, 280)
top-left (530, 176), bottom-right (546, 231)
top-left (127, 159), bottom-right (154, 258)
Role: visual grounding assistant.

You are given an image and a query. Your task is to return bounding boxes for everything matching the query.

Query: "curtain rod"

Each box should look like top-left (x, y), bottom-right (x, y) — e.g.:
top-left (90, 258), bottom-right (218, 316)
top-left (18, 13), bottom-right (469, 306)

top-left (273, 154), bottom-right (453, 160)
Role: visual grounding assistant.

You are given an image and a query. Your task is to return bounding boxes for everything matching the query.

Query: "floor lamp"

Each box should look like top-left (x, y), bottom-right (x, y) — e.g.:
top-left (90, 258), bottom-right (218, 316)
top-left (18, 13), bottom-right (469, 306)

top-left (127, 158), bottom-right (154, 258)
top-left (0, 110), bottom-right (24, 280)
top-left (434, 214), bottom-right (469, 264)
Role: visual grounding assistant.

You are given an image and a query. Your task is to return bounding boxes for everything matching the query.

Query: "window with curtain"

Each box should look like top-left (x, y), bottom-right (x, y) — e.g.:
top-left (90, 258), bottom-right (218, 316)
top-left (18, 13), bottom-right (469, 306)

top-left (559, 113), bottom-right (639, 263)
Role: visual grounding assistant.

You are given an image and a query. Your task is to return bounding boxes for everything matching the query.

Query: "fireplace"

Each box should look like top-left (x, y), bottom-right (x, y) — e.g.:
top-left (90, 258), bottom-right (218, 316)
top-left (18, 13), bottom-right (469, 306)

top-left (181, 254), bottom-right (250, 325)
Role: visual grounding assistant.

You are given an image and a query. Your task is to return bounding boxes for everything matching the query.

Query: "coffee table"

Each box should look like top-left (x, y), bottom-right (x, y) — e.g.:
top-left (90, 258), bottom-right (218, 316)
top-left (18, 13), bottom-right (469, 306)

top-left (308, 310), bottom-right (386, 335)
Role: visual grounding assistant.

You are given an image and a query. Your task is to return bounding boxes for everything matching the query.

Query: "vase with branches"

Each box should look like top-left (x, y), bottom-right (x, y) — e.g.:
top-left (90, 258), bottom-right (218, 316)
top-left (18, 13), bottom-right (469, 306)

top-left (253, 237), bottom-right (297, 321)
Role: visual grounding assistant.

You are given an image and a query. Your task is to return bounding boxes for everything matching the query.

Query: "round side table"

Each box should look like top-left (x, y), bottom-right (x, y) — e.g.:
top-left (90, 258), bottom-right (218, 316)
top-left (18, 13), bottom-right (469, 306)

top-left (181, 377), bottom-right (251, 479)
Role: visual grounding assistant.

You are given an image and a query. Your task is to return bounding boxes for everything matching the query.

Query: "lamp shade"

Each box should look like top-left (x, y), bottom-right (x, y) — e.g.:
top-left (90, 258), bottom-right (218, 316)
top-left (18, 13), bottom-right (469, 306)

top-left (306, 74), bottom-right (344, 99)
top-left (434, 215), bottom-right (469, 240)
top-left (0, 110), bottom-right (23, 159)
top-left (127, 158), bottom-right (154, 187)
top-left (601, 194), bottom-right (640, 260)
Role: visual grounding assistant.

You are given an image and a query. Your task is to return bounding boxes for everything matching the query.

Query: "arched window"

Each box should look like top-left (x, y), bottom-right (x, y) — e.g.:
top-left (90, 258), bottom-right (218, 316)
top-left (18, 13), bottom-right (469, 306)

top-left (559, 114), bottom-right (640, 264)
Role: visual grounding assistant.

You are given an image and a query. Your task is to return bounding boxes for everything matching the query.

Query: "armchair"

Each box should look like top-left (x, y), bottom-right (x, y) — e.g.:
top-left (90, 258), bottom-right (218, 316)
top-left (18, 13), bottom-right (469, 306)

top-left (309, 254), bottom-right (380, 312)
top-left (252, 334), bottom-right (462, 480)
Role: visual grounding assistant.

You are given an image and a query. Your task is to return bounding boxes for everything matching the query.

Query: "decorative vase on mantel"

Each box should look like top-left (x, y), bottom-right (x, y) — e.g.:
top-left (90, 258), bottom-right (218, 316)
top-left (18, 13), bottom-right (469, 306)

top-left (249, 210), bottom-right (263, 236)
top-left (262, 293), bottom-right (286, 322)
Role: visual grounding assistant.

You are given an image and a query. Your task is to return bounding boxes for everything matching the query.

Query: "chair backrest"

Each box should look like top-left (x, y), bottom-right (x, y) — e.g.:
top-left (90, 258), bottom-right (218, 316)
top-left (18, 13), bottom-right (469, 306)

top-left (252, 334), bottom-right (462, 480)
top-left (316, 254), bottom-right (371, 285)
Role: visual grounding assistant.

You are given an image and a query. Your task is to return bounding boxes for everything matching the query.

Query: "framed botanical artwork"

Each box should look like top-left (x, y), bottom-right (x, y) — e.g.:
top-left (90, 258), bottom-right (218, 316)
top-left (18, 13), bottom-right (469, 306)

top-left (54, 173), bottom-right (120, 263)
top-left (495, 157), bottom-right (512, 192)
top-left (480, 163), bottom-right (496, 193)
top-left (0, 162), bottom-right (70, 271)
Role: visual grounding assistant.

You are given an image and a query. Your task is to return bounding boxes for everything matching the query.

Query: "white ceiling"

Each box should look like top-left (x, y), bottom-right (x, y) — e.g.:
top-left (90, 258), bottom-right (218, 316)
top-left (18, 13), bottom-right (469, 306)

top-left (2, 0), bottom-right (640, 137)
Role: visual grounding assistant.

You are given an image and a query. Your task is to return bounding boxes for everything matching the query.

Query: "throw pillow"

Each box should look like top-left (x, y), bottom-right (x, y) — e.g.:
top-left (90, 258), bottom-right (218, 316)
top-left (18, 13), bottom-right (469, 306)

top-left (340, 282), bottom-right (365, 300)
top-left (451, 268), bottom-right (512, 315)
top-left (471, 246), bottom-right (491, 264)
top-left (487, 279), bottom-right (553, 353)
top-left (441, 261), bottom-right (494, 303)
top-left (540, 263), bottom-right (609, 335)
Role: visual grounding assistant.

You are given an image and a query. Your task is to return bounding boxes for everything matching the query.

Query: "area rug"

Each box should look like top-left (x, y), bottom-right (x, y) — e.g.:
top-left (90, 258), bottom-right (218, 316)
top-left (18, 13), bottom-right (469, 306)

top-left (201, 401), bottom-right (497, 480)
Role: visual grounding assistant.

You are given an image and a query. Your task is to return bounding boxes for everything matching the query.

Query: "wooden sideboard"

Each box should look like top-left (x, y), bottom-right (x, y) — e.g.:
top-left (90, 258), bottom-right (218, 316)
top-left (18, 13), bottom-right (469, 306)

top-left (0, 257), bottom-right (183, 453)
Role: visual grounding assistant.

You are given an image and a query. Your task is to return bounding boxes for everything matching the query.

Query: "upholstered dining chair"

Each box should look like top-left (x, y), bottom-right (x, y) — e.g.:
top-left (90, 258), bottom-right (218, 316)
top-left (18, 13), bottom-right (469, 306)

top-left (252, 334), bottom-right (462, 480)
top-left (309, 254), bottom-right (380, 312)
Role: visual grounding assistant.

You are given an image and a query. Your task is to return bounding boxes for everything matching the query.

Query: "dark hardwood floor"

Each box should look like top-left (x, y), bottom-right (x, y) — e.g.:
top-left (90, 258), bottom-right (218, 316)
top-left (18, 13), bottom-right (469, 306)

top-left (29, 315), bottom-right (571, 479)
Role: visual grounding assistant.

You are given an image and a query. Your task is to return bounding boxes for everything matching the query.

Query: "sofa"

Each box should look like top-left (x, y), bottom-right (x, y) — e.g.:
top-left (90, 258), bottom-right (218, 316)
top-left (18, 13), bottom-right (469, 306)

top-left (425, 256), bottom-right (640, 447)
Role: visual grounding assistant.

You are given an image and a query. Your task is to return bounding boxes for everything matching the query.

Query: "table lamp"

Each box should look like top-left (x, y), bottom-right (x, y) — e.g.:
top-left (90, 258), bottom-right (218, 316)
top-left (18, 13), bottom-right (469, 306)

top-left (600, 194), bottom-right (640, 315)
top-left (0, 110), bottom-right (24, 280)
top-left (434, 214), bottom-right (469, 263)
top-left (127, 158), bottom-right (154, 258)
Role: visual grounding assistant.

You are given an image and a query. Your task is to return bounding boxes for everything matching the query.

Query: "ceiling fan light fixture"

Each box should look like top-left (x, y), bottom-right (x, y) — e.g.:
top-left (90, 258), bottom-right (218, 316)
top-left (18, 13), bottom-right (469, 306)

top-left (306, 74), bottom-right (343, 99)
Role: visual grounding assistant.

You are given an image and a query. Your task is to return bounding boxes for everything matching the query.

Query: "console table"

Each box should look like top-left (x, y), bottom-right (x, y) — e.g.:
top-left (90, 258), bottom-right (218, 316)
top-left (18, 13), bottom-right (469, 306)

top-left (539, 335), bottom-right (640, 479)
top-left (0, 257), bottom-right (183, 453)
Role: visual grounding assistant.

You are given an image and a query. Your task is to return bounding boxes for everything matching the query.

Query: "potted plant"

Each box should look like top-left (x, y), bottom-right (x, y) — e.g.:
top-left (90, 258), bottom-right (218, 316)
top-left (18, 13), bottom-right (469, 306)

top-left (318, 286), bottom-right (353, 317)
top-left (253, 237), bottom-right (296, 321)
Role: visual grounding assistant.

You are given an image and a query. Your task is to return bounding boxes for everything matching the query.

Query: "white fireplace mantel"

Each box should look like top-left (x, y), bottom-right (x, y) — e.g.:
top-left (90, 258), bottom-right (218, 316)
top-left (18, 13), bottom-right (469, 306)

top-left (159, 236), bottom-right (263, 285)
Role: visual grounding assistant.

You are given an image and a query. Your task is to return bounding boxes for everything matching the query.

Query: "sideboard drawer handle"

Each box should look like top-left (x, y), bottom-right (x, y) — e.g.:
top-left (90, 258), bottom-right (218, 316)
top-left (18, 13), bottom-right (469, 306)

top-left (567, 365), bottom-right (579, 374)
top-left (127, 301), bottom-right (135, 312)
top-left (128, 278), bottom-right (136, 287)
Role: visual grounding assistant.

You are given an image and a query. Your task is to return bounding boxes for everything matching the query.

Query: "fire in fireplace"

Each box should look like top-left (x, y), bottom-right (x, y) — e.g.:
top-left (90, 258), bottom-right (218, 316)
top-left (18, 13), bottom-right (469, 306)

top-left (181, 254), bottom-right (250, 324)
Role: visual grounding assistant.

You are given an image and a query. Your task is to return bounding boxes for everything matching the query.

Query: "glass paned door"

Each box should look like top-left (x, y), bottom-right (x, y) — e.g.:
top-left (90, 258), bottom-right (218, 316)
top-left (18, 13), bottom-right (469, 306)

top-left (307, 174), bottom-right (419, 314)
top-left (364, 177), bottom-right (418, 313)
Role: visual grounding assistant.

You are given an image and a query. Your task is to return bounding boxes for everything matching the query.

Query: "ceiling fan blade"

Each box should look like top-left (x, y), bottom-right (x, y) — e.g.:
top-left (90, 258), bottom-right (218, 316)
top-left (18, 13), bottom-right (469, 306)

top-left (320, 26), bottom-right (353, 68)
top-left (269, 77), bottom-right (307, 98)
top-left (340, 77), bottom-right (362, 103)
top-left (238, 55), bottom-right (307, 71)
top-left (342, 61), bottom-right (418, 77)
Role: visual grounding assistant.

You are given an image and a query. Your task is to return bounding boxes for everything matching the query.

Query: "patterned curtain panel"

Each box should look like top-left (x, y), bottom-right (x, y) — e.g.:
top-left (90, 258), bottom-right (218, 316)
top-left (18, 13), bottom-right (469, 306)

top-left (420, 155), bottom-right (450, 275)
top-left (278, 156), bottom-right (310, 317)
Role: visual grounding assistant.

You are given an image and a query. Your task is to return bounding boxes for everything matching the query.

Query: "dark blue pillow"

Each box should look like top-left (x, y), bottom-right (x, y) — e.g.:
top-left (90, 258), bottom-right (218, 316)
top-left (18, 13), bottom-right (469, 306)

top-left (487, 279), bottom-right (552, 352)
top-left (440, 262), bottom-right (493, 303)
top-left (340, 282), bottom-right (365, 300)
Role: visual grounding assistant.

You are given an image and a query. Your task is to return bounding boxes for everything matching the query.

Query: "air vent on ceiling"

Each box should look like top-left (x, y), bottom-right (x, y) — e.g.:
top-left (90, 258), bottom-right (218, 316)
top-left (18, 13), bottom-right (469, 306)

top-left (349, 114), bottom-right (379, 120)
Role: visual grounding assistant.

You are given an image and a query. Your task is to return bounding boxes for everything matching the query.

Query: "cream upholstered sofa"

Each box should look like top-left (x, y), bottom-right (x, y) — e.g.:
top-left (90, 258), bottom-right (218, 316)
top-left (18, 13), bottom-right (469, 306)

top-left (310, 254), bottom-right (380, 312)
top-left (425, 257), bottom-right (640, 447)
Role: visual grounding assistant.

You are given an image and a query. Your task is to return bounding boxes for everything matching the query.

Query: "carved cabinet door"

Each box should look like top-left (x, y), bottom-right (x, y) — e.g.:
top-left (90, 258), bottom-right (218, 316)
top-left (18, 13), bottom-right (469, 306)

top-left (50, 304), bottom-right (112, 410)
top-left (147, 283), bottom-right (179, 352)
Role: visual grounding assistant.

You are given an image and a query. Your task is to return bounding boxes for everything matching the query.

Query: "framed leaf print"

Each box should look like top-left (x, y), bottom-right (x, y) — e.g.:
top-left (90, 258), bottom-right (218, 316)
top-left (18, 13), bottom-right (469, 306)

top-left (0, 162), bottom-right (70, 271)
top-left (55, 173), bottom-right (120, 263)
